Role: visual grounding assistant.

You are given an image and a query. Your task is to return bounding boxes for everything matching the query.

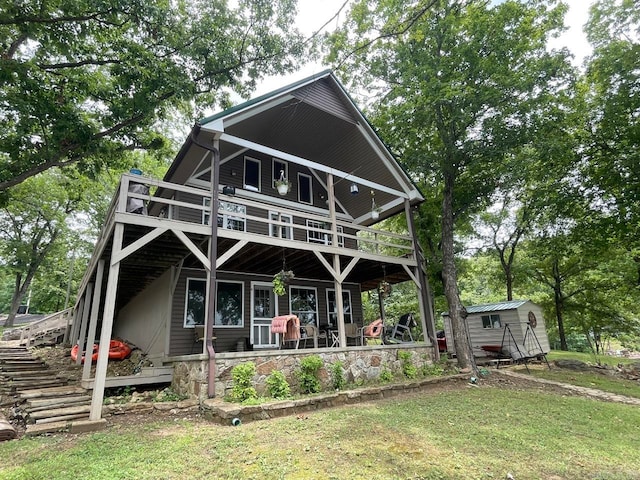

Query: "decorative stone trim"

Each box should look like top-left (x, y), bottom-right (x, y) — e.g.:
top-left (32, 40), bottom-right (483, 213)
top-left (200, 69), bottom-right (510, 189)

top-left (170, 345), bottom-right (436, 401)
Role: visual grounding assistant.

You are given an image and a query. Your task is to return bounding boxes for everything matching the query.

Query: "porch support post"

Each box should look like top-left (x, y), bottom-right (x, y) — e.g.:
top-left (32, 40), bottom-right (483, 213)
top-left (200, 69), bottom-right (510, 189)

top-left (69, 297), bottom-right (84, 350)
top-left (89, 224), bottom-right (124, 421)
top-left (405, 200), bottom-right (439, 360)
top-left (190, 127), bottom-right (221, 398)
top-left (74, 282), bottom-right (93, 365)
top-left (327, 173), bottom-right (346, 347)
top-left (83, 260), bottom-right (105, 381)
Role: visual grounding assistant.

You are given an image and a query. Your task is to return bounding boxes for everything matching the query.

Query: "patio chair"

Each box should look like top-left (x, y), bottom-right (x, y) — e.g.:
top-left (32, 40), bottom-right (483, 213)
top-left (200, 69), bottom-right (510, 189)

top-left (360, 319), bottom-right (384, 345)
top-left (344, 322), bottom-right (361, 346)
top-left (389, 313), bottom-right (416, 343)
top-left (300, 324), bottom-right (328, 348)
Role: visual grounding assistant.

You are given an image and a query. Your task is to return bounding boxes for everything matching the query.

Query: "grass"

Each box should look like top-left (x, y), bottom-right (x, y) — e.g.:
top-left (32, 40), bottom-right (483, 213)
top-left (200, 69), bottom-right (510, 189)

top-left (1, 381), bottom-right (640, 479)
top-left (509, 350), bottom-right (640, 400)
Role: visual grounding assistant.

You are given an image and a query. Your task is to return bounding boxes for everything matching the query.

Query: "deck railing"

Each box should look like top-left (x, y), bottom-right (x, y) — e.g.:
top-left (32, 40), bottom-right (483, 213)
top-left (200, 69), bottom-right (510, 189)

top-left (20, 308), bottom-right (73, 347)
top-left (111, 174), bottom-right (415, 260)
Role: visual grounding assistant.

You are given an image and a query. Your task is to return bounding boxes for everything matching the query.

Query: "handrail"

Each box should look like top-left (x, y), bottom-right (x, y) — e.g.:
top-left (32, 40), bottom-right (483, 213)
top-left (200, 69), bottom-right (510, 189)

top-left (20, 307), bottom-right (73, 347)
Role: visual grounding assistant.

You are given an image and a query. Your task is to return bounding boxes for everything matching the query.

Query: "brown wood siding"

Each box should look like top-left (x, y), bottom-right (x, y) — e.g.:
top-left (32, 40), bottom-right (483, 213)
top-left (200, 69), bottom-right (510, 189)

top-left (293, 78), bottom-right (357, 124)
top-left (169, 268), bottom-right (364, 355)
top-left (175, 191), bottom-right (205, 224)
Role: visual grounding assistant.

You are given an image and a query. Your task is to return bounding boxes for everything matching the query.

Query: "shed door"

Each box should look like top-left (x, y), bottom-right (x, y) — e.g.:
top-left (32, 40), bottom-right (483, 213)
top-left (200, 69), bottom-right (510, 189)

top-left (251, 283), bottom-right (279, 348)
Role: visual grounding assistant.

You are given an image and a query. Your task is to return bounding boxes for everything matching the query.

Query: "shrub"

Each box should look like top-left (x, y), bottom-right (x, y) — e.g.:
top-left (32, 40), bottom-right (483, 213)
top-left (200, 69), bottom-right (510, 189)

top-left (266, 370), bottom-right (291, 399)
top-left (297, 355), bottom-right (323, 394)
top-left (379, 366), bottom-right (394, 383)
top-left (398, 350), bottom-right (418, 379)
top-left (230, 362), bottom-right (258, 402)
top-left (330, 361), bottom-right (346, 390)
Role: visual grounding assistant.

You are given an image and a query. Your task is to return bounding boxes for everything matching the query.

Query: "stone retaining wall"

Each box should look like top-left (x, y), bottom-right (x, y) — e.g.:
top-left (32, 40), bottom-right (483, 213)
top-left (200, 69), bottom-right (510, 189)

top-left (171, 345), bottom-right (436, 401)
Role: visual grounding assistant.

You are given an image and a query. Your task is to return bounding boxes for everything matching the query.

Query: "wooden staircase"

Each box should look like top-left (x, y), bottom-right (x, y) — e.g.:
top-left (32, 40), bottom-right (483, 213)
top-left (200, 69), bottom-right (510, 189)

top-left (0, 346), bottom-right (92, 436)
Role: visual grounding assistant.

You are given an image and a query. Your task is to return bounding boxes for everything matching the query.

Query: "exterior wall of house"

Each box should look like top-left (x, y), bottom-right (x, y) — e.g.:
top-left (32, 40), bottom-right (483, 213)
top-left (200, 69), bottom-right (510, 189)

top-left (113, 269), bottom-right (171, 356)
top-left (169, 267), bottom-right (364, 357)
top-left (171, 344), bottom-right (435, 400)
top-left (442, 301), bottom-right (550, 358)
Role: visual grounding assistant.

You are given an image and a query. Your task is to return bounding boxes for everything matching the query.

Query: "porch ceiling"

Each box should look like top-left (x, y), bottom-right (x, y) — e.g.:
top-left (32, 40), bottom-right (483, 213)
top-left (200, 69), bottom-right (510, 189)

top-left (90, 223), bottom-right (410, 317)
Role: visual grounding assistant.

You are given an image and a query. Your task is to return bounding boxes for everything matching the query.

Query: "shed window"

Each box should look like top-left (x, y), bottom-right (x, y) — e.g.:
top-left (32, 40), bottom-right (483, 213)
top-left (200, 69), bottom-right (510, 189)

top-left (244, 157), bottom-right (261, 192)
top-left (482, 314), bottom-right (502, 329)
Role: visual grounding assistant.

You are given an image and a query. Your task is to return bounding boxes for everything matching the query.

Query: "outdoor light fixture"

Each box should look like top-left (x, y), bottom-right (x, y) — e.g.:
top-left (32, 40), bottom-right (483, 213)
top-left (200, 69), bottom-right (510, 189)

top-left (371, 190), bottom-right (380, 220)
top-left (350, 183), bottom-right (359, 195)
top-left (222, 185), bottom-right (236, 196)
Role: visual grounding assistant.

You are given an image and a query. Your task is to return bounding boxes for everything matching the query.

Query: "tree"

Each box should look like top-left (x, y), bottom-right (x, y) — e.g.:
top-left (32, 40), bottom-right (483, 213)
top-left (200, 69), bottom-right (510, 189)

top-left (0, 170), bottom-right (85, 327)
top-left (328, 0), bottom-right (576, 370)
top-left (0, 0), bottom-right (306, 192)
top-left (582, 0), bottom-right (640, 283)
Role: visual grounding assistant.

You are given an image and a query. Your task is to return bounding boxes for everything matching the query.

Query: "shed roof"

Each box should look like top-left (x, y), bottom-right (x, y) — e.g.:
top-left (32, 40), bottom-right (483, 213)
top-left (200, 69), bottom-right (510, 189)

top-left (442, 300), bottom-right (530, 316)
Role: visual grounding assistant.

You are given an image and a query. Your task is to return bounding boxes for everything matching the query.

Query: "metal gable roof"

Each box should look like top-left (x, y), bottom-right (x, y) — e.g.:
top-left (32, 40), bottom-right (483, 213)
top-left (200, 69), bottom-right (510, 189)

top-left (442, 300), bottom-right (530, 316)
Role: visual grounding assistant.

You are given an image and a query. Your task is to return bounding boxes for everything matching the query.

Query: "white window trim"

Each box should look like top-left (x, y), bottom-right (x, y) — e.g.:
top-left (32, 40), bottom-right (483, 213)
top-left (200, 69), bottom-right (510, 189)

top-left (326, 289), bottom-right (353, 326)
top-left (244, 156), bottom-right (261, 192)
top-left (269, 211), bottom-right (293, 239)
top-left (481, 314), bottom-right (502, 329)
top-left (289, 285), bottom-right (319, 326)
top-left (183, 277), bottom-right (206, 328)
top-left (214, 280), bottom-right (245, 328)
top-left (272, 158), bottom-right (288, 189)
top-left (298, 172), bottom-right (312, 205)
top-left (217, 200), bottom-right (246, 231)
top-left (306, 220), bottom-right (344, 247)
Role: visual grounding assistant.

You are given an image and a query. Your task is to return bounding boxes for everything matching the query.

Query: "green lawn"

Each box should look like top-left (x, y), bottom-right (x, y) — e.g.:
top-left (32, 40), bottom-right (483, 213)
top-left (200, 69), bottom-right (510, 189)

top-left (1, 380), bottom-right (639, 480)
top-left (546, 350), bottom-right (638, 367)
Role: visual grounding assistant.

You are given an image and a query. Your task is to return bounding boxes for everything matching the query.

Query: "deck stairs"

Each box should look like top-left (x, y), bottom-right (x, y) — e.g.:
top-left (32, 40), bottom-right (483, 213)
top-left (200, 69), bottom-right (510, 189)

top-left (0, 346), bottom-right (91, 436)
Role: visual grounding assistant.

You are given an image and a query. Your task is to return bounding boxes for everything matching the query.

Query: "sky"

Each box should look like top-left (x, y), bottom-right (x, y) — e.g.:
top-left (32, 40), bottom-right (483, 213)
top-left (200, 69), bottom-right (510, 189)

top-left (254, 0), bottom-right (595, 96)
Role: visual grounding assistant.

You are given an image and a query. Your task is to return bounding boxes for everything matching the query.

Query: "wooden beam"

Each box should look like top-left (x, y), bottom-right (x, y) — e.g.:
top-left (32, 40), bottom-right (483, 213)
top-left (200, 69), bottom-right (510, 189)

top-left (313, 251), bottom-right (338, 280)
top-left (173, 229), bottom-right (211, 270)
top-left (74, 283), bottom-right (93, 366)
top-left (89, 224), bottom-right (123, 421)
top-left (216, 240), bottom-right (248, 269)
top-left (83, 260), bottom-right (105, 381)
top-left (112, 227), bottom-right (167, 265)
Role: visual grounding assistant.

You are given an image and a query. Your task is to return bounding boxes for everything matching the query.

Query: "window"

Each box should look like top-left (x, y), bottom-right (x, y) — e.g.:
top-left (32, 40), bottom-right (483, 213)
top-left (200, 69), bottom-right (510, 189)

top-left (307, 220), bottom-right (344, 247)
top-left (244, 157), bottom-right (261, 192)
top-left (215, 281), bottom-right (244, 327)
top-left (269, 211), bottom-right (293, 239)
top-left (184, 279), bottom-right (244, 328)
top-left (327, 290), bottom-right (352, 326)
top-left (298, 173), bottom-right (312, 204)
top-left (184, 278), bottom-right (206, 327)
top-left (217, 201), bottom-right (246, 231)
top-left (273, 158), bottom-right (288, 188)
top-left (290, 287), bottom-right (318, 326)
top-left (482, 314), bottom-right (502, 329)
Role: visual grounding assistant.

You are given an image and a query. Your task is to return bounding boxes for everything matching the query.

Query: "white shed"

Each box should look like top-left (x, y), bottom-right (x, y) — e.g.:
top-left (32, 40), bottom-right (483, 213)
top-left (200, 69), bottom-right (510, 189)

top-left (442, 300), bottom-right (550, 358)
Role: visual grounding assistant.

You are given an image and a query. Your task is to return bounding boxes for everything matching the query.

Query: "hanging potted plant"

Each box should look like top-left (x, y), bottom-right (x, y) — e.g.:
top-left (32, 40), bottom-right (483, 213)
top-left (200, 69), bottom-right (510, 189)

top-left (275, 170), bottom-right (291, 196)
top-left (378, 281), bottom-right (391, 299)
top-left (273, 270), bottom-right (295, 296)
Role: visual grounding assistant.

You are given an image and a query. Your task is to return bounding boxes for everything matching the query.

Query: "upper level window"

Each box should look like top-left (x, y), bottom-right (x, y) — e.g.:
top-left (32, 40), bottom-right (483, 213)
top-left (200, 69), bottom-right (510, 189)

top-left (307, 220), bottom-right (344, 247)
top-left (298, 173), bottom-right (312, 204)
top-left (217, 201), bottom-right (246, 231)
top-left (244, 157), bottom-right (261, 192)
top-left (273, 158), bottom-right (288, 189)
top-left (269, 212), bottom-right (293, 239)
top-left (482, 314), bottom-right (501, 329)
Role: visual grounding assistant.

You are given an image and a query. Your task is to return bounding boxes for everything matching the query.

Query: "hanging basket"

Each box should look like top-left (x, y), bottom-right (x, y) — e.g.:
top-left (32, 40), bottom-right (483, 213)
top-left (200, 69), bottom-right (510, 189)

top-left (378, 281), bottom-right (391, 299)
top-left (273, 270), bottom-right (295, 296)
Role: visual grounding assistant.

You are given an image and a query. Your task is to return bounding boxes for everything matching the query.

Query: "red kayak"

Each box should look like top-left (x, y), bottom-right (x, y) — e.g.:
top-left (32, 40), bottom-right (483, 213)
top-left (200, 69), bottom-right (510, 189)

top-left (71, 340), bottom-right (132, 363)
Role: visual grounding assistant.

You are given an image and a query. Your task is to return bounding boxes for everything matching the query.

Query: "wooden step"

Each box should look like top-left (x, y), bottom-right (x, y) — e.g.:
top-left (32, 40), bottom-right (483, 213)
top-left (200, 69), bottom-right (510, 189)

top-left (35, 413), bottom-right (89, 425)
top-left (25, 421), bottom-right (69, 436)
top-left (29, 404), bottom-right (91, 422)
top-left (19, 385), bottom-right (87, 399)
top-left (0, 369), bottom-right (57, 378)
top-left (10, 379), bottom-right (67, 389)
top-left (26, 397), bottom-right (91, 413)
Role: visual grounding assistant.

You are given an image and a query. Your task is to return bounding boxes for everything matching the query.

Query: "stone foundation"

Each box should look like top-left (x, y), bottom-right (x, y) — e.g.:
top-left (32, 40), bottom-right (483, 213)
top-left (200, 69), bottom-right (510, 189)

top-left (171, 344), bottom-right (436, 400)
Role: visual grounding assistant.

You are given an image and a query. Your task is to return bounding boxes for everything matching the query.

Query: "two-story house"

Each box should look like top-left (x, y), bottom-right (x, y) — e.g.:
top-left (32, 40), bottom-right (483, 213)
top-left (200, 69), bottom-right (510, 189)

top-left (69, 71), bottom-right (438, 421)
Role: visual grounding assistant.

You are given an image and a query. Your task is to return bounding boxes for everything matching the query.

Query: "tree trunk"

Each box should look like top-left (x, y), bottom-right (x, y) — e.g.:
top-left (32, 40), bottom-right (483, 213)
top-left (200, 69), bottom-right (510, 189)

top-left (441, 171), bottom-right (477, 372)
top-left (553, 259), bottom-right (568, 351)
top-left (4, 273), bottom-right (31, 328)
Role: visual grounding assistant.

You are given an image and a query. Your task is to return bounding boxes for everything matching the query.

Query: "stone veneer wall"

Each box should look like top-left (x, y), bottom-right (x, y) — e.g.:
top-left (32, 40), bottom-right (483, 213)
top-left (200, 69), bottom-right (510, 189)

top-left (171, 345), bottom-right (435, 401)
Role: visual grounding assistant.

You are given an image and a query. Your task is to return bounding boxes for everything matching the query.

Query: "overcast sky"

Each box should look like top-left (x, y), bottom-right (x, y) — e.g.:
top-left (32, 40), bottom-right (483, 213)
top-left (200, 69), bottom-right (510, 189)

top-left (254, 0), bottom-right (594, 96)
